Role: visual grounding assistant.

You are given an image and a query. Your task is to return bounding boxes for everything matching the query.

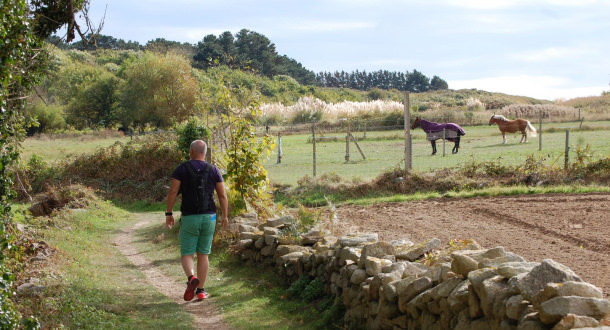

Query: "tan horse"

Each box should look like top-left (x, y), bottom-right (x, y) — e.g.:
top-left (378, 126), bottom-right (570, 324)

top-left (489, 115), bottom-right (537, 144)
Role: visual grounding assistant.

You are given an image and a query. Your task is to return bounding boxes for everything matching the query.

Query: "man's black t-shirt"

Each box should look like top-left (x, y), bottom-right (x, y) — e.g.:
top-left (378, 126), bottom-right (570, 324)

top-left (172, 160), bottom-right (223, 215)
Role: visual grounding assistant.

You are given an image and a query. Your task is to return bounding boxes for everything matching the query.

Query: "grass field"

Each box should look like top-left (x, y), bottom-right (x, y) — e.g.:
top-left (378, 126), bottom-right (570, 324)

top-left (21, 134), bottom-right (132, 162)
top-left (264, 120), bottom-right (610, 186)
top-left (19, 121), bottom-right (610, 187)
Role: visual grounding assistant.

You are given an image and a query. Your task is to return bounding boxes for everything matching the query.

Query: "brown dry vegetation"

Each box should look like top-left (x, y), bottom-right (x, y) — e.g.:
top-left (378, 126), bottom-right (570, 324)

top-left (16, 134), bottom-right (183, 202)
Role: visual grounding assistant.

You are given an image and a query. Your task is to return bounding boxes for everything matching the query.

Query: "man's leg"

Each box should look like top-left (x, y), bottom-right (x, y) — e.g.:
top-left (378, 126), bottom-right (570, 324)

top-left (196, 253), bottom-right (209, 288)
top-left (181, 254), bottom-right (195, 278)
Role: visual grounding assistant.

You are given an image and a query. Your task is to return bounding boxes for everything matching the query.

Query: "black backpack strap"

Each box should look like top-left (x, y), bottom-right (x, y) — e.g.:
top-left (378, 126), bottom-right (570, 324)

top-left (181, 161), bottom-right (211, 213)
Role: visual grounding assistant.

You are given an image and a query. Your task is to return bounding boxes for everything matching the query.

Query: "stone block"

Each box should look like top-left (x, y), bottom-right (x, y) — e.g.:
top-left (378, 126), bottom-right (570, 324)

top-left (358, 241), bottom-right (396, 267)
top-left (505, 294), bottom-right (531, 321)
top-left (338, 233), bottom-right (378, 247)
top-left (552, 313), bottom-right (600, 330)
top-left (497, 261), bottom-right (539, 279)
top-left (365, 256), bottom-right (393, 276)
top-left (275, 245), bottom-right (310, 257)
top-left (398, 238), bottom-right (441, 261)
top-left (264, 234), bottom-right (278, 246)
top-left (263, 226), bottom-right (279, 235)
top-left (451, 253), bottom-right (479, 277)
top-left (397, 277), bottom-right (433, 312)
top-left (338, 246), bottom-right (361, 265)
top-left (515, 259), bottom-right (583, 301)
top-left (539, 296), bottom-right (610, 325)
top-left (238, 224), bottom-right (256, 233)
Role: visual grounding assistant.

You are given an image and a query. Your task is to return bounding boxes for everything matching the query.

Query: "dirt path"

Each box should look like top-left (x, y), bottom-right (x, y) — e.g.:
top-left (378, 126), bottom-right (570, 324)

top-left (114, 215), bottom-right (231, 330)
top-left (335, 192), bottom-right (610, 298)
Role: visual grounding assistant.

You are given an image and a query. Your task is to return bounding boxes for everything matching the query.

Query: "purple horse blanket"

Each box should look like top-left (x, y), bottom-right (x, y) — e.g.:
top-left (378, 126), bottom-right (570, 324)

top-left (419, 119), bottom-right (466, 135)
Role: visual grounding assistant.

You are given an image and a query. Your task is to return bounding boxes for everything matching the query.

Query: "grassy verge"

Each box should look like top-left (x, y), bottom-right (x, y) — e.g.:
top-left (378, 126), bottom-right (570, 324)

top-left (274, 184), bottom-right (610, 207)
top-left (13, 202), bottom-right (194, 329)
top-left (132, 213), bottom-right (342, 329)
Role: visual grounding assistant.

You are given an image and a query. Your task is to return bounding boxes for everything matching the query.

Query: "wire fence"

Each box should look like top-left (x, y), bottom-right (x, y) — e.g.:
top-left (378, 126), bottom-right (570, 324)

top-left (261, 119), bottom-right (610, 186)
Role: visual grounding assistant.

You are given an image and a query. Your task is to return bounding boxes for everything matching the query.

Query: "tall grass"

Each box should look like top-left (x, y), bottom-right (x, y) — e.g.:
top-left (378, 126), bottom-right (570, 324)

top-left (260, 96), bottom-right (404, 124)
top-left (498, 104), bottom-right (580, 121)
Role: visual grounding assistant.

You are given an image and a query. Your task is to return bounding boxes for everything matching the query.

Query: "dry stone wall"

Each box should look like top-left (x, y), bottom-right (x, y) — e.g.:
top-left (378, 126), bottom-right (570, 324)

top-left (232, 213), bottom-right (610, 329)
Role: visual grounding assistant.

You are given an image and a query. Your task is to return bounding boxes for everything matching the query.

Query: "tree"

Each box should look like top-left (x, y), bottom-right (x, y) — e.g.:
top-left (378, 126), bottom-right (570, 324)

top-left (193, 34), bottom-right (227, 69)
top-left (234, 29), bottom-right (279, 77)
top-left (145, 38), bottom-right (194, 57)
top-left (117, 52), bottom-right (198, 130)
top-left (2, 0), bottom-right (97, 326)
top-left (430, 75), bottom-right (449, 90)
top-left (210, 81), bottom-right (275, 218)
top-left (406, 69), bottom-right (431, 93)
top-left (1, 2), bottom-right (41, 325)
top-left (25, 102), bottom-right (66, 135)
top-left (66, 72), bottom-right (119, 128)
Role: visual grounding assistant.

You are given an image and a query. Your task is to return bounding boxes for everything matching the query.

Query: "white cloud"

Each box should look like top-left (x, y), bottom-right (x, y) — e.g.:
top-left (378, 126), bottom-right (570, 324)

top-left (443, 0), bottom-right (526, 10)
top-left (144, 27), bottom-right (240, 43)
top-left (450, 75), bottom-right (605, 100)
top-left (440, 0), bottom-right (603, 9)
top-left (508, 47), bottom-right (589, 62)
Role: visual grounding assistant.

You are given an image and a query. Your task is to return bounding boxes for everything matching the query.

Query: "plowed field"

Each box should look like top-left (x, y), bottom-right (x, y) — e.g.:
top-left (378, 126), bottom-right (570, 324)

top-left (335, 193), bottom-right (610, 298)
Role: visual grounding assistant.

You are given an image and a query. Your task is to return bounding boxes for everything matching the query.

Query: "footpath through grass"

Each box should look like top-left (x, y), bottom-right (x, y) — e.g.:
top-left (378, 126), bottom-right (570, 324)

top-left (14, 201), bottom-right (193, 329)
top-left (132, 211), bottom-right (339, 329)
top-left (13, 200), bottom-right (335, 329)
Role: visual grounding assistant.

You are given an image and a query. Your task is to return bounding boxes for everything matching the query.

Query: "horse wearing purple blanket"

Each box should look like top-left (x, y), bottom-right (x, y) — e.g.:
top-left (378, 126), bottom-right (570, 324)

top-left (411, 117), bottom-right (466, 155)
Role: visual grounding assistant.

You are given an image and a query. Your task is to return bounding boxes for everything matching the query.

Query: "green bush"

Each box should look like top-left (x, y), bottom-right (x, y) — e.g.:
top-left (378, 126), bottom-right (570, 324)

top-left (314, 297), bottom-right (345, 329)
top-left (25, 102), bottom-right (66, 135)
top-left (301, 278), bottom-right (325, 302)
top-left (291, 109), bottom-right (323, 124)
top-left (286, 275), bottom-right (311, 298)
top-left (176, 118), bottom-right (209, 159)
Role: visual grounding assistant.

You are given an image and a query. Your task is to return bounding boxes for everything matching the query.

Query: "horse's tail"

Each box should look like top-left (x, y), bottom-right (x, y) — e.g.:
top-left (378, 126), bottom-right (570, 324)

top-left (526, 120), bottom-right (537, 137)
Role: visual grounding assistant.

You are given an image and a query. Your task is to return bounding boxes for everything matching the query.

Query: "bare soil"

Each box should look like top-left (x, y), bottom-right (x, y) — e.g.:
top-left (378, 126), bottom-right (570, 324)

top-left (335, 192), bottom-right (610, 298)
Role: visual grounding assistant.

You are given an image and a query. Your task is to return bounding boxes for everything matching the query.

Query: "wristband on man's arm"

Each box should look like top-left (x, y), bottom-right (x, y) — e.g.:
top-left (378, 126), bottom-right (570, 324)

top-left (165, 212), bottom-right (173, 216)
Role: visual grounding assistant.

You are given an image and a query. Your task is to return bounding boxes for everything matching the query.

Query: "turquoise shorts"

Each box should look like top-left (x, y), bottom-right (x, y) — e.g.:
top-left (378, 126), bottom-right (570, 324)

top-left (179, 214), bottom-right (216, 255)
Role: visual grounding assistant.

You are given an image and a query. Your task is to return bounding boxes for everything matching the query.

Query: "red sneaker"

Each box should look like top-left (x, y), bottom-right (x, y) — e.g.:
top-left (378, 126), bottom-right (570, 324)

top-left (184, 276), bottom-right (200, 301)
top-left (196, 288), bottom-right (210, 301)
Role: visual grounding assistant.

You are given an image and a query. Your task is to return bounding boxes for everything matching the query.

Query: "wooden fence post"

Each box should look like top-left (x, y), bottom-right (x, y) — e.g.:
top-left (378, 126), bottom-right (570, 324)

top-left (442, 128), bottom-right (446, 157)
top-left (538, 112), bottom-right (542, 151)
top-left (311, 123), bottom-right (316, 178)
top-left (564, 130), bottom-right (570, 169)
top-left (404, 91), bottom-right (412, 173)
top-left (312, 124), bottom-right (317, 177)
top-left (276, 132), bottom-right (282, 164)
top-left (350, 132), bottom-right (366, 160)
top-left (345, 122), bottom-right (350, 163)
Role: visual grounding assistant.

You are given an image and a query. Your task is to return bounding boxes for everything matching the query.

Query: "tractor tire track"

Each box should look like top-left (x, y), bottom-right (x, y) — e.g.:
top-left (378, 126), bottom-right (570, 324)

top-left (469, 206), bottom-right (607, 254)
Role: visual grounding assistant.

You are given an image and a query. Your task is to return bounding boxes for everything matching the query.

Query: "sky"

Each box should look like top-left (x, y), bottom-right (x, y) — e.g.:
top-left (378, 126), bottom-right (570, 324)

top-left (81, 0), bottom-right (610, 101)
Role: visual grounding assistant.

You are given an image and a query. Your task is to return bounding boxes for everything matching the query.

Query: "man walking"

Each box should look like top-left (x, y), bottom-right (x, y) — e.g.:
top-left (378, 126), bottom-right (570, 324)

top-left (166, 140), bottom-right (229, 301)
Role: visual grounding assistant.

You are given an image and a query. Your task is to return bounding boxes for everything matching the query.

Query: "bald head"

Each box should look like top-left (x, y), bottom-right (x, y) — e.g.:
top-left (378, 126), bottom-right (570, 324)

top-left (189, 140), bottom-right (207, 160)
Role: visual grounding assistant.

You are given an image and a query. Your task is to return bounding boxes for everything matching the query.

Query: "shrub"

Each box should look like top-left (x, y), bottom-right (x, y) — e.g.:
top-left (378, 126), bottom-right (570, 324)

top-left (286, 275), bottom-right (311, 298)
top-left (25, 102), bottom-right (66, 135)
top-left (176, 118), bottom-right (209, 159)
top-left (301, 278), bottom-right (325, 302)
top-left (367, 88), bottom-right (384, 101)
top-left (57, 134), bottom-right (182, 201)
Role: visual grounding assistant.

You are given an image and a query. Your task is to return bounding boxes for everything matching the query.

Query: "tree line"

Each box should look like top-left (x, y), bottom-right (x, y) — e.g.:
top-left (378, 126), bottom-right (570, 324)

top-left (48, 30), bottom-right (449, 92)
top-left (315, 70), bottom-right (448, 92)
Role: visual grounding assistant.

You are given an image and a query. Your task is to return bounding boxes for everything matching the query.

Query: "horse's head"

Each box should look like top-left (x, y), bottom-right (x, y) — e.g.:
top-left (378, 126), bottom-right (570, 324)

top-left (411, 117), bottom-right (420, 130)
top-left (489, 114), bottom-right (496, 126)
